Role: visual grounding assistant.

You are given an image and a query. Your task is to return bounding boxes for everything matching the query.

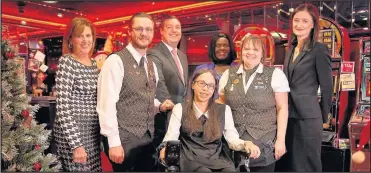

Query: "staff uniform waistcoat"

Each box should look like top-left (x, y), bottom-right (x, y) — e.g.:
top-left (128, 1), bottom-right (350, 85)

top-left (115, 48), bottom-right (156, 138)
top-left (224, 65), bottom-right (277, 142)
top-left (179, 103), bottom-right (235, 171)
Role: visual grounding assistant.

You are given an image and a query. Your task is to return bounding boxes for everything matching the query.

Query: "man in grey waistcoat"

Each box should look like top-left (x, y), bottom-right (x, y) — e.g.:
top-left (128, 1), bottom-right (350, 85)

top-left (97, 12), bottom-right (172, 172)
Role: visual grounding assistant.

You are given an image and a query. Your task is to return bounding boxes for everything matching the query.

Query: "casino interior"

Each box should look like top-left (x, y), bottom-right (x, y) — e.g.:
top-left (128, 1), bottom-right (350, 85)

top-left (1, 0), bottom-right (370, 172)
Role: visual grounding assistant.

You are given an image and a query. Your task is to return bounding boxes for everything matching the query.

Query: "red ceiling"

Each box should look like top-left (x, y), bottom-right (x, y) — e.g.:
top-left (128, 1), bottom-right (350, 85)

top-left (2, 1), bottom-right (199, 24)
top-left (1, 1), bottom-right (280, 39)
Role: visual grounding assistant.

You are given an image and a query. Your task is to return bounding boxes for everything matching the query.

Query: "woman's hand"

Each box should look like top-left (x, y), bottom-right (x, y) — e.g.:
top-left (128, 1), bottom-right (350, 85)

top-left (159, 147), bottom-right (166, 164)
top-left (244, 141), bottom-right (261, 159)
top-left (274, 141), bottom-right (286, 159)
top-left (73, 146), bottom-right (87, 163)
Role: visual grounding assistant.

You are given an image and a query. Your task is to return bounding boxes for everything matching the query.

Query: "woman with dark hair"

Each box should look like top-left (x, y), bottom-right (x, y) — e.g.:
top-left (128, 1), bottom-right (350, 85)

top-left (281, 3), bottom-right (333, 172)
top-left (193, 33), bottom-right (237, 80)
top-left (54, 17), bottom-right (101, 171)
top-left (159, 68), bottom-right (260, 172)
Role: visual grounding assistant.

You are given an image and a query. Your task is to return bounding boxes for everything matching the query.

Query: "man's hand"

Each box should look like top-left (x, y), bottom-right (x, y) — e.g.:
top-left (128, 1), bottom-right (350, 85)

top-left (160, 99), bottom-right (174, 112)
top-left (274, 141), bottom-right (286, 159)
top-left (244, 141), bottom-right (261, 159)
top-left (159, 147), bottom-right (166, 164)
top-left (73, 146), bottom-right (87, 163)
top-left (109, 145), bottom-right (125, 164)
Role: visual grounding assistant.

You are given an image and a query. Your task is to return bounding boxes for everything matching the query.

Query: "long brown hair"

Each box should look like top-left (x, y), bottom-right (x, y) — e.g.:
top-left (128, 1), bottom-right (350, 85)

top-left (289, 3), bottom-right (320, 52)
top-left (62, 17), bottom-right (96, 57)
top-left (183, 68), bottom-right (221, 142)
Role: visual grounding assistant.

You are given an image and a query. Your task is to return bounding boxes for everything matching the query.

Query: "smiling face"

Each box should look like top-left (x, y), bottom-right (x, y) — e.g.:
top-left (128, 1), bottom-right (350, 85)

top-left (292, 10), bottom-right (314, 40)
top-left (128, 17), bottom-right (154, 49)
top-left (161, 18), bottom-right (182, 46)
top-left (241, 38), bottom-right (264, 69)
top-left (192, 72), bottom-right (216, 103)
top-left (71, 26), bottom-right (93, 56)
top-left (215, 37), bottom-right (230, 60)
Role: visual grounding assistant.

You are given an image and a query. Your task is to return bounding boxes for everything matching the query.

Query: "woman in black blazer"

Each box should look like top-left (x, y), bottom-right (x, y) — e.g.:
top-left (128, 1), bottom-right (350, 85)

top-left (281, 4), bottom-right (333, 172)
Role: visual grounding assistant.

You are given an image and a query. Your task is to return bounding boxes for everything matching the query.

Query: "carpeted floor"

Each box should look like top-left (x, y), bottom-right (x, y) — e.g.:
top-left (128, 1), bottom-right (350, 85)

top-left (101, 152), bottom-right (113, 172)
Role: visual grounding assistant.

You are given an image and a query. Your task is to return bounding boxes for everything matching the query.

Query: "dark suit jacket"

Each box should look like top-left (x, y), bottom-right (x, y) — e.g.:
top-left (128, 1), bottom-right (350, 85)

top-left (147, 41), bottom-right (188, 104)
top-left (283, 42), bottom-right (333, 123)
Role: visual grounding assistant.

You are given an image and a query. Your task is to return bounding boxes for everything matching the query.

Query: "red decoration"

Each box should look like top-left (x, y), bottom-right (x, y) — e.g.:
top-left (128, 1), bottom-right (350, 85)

top-left (33, 162), bottom-right (41, 172)
top-left (35, 144), bottom-right (40, 150)
top-left (21, 110), bottom-right (29, 119)
top-left (5, 52), bottom-right (15, 59)
top-left (37, 72), bottom-right (47, 82)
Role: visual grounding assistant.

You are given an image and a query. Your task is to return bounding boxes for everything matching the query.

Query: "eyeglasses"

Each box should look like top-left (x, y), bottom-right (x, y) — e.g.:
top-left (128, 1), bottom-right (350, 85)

top-left (194, 80), bottom-right (215, 90)
top-left (132, 27), bottom-right (154, 33)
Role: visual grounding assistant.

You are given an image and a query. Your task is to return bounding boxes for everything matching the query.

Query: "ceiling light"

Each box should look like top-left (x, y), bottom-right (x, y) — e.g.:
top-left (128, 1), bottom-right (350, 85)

top-left (357, 10), bottom-right (368, 14)
top-left (43, 1), bottom-right (57, 3)
top-left (289, 8), bottom-right (294, 13)
top-left (57, 13), bottom-right (63, 18)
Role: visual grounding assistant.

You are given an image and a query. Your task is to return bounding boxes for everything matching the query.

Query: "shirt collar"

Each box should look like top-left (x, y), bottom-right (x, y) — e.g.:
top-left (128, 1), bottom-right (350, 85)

top-left (126, 43), bottom-right (147, 65)
top-left (162, 41), bottom-right (177, 53)
top-left (236, 63), bottom-right (264, 74)
top-left (193, 102), bottom-right (209, 119)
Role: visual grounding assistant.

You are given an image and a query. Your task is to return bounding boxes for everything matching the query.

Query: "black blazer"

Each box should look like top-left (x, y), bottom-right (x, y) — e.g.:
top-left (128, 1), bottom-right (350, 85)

top-left (283, 42), bottom-right (333, 123)
top-left (147, 42), bottom-right (188, 104)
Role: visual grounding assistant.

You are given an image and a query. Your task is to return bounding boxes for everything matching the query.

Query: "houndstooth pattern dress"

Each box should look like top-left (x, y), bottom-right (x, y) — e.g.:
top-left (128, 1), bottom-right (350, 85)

top-left (53, 55), bottom-right (102, 172)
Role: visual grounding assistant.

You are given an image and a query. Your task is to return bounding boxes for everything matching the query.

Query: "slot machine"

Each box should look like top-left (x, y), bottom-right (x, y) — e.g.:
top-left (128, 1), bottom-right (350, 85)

top-left (318, 17), bottom-right (352, 172)
top-left (318, 17), bottom-right (352, 147)
top-left (348, 37), bottom-right (370, 172)
top-left (232, 24), bottom-right (277, 68)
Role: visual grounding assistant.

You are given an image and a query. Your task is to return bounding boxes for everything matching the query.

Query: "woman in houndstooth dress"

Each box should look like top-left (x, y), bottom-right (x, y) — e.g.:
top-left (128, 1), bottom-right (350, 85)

top-left (53, 17), bottom-right (101, 172)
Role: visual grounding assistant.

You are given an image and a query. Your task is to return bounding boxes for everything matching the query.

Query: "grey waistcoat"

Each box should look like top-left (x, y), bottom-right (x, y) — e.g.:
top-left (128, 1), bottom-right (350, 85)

top-left (115, 48), bottom-right (156, 138)
top-left (224, 65), bottom-right (277, 142)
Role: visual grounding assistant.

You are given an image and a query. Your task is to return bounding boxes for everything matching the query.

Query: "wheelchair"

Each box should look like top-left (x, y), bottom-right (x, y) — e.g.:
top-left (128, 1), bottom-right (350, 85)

top-left (157, 139), bottom-right (251, 172)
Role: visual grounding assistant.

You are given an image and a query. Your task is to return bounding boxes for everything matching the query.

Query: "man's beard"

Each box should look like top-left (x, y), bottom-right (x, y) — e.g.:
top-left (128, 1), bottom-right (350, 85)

top-left (132, 37), bottom-right (151, 49)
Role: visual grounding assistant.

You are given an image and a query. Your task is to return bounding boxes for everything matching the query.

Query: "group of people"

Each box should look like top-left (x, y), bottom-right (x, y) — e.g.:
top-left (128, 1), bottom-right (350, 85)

top-left (53, 3), bottom-right (333, 172)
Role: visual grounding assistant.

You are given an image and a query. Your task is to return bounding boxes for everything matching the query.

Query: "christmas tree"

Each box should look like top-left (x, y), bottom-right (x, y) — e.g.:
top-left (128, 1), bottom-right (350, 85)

top-left (1, 39), bottom-right (61, 171)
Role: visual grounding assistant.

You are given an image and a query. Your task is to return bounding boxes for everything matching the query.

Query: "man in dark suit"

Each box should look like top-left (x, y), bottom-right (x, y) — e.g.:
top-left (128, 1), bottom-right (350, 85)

top-left (147, 15), bottom-right (188, 146)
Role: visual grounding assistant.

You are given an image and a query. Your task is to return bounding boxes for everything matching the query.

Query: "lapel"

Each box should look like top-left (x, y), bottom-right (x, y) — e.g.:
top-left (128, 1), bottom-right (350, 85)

top-left (159, 42), bottom-right (185, 85)
top-left (289, 50), bottom-right (308, 82)
top-left (283, 46), bottom-right (294, 77)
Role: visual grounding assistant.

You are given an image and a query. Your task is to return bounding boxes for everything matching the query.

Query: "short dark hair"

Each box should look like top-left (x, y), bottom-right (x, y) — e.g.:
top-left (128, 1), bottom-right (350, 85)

top-left (289, 3), bottom-right (320, 51)
top-left (160, 15), bottom-right (181, 29)
top-left (208, 33), bottom-right (237, 65)
top-left (128, 12), bottom-right (155, 29)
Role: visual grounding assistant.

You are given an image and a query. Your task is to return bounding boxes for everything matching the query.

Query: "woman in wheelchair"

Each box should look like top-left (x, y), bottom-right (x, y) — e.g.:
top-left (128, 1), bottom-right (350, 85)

top-left (158, 68), bottom-right (261, 172)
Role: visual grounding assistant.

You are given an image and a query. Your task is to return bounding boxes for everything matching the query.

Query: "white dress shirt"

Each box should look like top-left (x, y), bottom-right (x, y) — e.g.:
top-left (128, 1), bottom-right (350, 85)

top-left (163, 102), bottom-right (246, 148)
top-left (97, 43), bottom-right (161, 148)
top-left (219, 63), bottom-right (290, 94)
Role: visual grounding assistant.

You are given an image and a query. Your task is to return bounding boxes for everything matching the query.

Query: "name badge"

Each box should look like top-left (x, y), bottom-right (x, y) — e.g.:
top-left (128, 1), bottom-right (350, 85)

top-left (254, 85), bottom-right (266, 90)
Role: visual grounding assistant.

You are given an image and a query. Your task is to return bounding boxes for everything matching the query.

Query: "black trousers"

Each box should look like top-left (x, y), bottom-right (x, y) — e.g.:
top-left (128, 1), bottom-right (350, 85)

top-left (195, 166), bottom-right (236, 172)
top-left (276, 118), bottom-right (322, 172)
top-left (102, 130), bottom-right (156, 172)
top-left (154, 112), bottom-right (169, 146)
top-left (249, 162), bottom-right (275, 172)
